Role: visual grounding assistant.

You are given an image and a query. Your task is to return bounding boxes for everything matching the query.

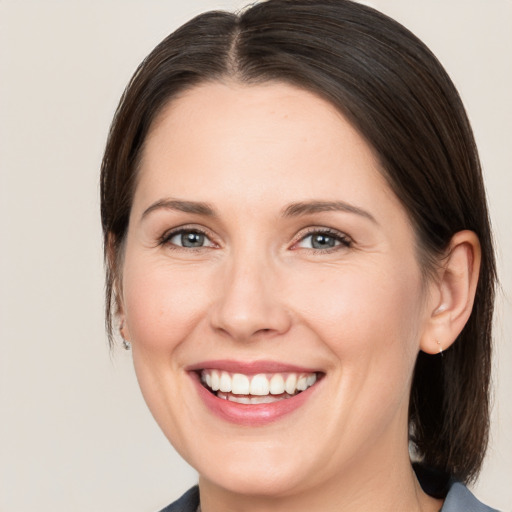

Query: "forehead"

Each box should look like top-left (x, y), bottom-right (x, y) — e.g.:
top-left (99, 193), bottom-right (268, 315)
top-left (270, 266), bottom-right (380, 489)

top-left (141, 83), bottom-right (380, 187)
top-left (145, 81), bottom-right (371, 161)
top-left (135, 81), bottom-right (398, 219)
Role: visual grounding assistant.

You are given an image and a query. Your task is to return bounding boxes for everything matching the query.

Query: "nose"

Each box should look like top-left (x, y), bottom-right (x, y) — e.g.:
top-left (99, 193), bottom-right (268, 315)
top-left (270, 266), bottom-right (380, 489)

top-left (209, 253), bottom-right (292, 342)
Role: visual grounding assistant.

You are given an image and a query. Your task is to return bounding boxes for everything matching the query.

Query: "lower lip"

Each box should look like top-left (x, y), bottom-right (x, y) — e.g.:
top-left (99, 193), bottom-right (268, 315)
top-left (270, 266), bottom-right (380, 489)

top-left (190, 372), bottom-right (320, 426)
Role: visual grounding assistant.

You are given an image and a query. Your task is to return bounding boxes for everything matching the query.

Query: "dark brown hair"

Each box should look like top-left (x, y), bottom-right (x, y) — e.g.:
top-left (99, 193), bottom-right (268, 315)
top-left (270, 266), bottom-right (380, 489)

top-left (100, 0), bottom-right (496, 487)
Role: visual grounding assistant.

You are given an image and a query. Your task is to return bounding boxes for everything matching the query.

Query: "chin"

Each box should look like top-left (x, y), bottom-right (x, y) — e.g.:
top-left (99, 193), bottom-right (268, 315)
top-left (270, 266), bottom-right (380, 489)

top-left (185, 429), bottom-right (337, 500)
top-left (198, 459), bottom-right (309, 498)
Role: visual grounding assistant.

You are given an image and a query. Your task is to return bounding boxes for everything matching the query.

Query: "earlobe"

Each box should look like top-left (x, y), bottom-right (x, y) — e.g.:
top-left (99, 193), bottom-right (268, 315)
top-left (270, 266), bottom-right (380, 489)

top-left (420, 230), bottom-right (481, 355)
top-left (119, 317), bottom-right (127, 339)
top-left (119, 319), bottom-right (132, 350)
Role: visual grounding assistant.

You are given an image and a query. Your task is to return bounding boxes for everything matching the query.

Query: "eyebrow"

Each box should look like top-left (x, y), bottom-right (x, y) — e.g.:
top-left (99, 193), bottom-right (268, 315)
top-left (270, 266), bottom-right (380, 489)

top-left (141, 199), bottom-right (216, 220)
top-left (141, 198), bottom-right (377, 224)
top-left (282, 200), bottom-right (378, 224)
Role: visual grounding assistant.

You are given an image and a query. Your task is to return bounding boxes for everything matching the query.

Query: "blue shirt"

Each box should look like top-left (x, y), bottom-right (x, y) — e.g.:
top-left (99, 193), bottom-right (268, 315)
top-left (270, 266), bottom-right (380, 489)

top-left (159, 482), bottom-right (500, 511)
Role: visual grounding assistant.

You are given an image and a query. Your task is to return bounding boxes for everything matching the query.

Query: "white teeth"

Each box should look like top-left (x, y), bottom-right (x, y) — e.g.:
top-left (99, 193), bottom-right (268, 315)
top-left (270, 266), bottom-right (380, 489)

top-left (217, 392), bottom-right (294, 404)
top-left (250, 374), bottom-right (270, 395)
top-left (219, 371), bottom-right (232, 392)
top-left (230, 394), bottom-right (252, 404)
top-left (232, 373), bottom-right (250, 394)
top-left (248, 394), bottom-right (284, 404)
top-left (201, 369), bottom-right (319, 399)
top-left (211, 370), bottom-right (220, 391)
top-left (269, 374), bottom-right (285, 395)
top-left (296, 375), bottom-right (308, 391)
top-left (285, 374), bottom-right (297, 395)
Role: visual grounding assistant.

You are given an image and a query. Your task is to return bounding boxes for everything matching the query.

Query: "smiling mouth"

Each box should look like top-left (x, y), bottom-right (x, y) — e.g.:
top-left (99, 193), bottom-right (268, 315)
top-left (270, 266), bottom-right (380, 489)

top-left (199, 369), bottom-right (321, 404)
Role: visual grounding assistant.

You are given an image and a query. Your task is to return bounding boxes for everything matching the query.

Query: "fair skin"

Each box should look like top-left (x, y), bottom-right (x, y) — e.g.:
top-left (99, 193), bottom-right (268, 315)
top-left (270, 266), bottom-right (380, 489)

top-left (118, 82), bottom-right (480, 512)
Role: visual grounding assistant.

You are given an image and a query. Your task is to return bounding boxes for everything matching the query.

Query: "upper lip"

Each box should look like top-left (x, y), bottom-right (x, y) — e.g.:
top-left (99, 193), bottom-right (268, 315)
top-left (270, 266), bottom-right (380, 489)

top-left (185, 359), bottom-right (321, 375)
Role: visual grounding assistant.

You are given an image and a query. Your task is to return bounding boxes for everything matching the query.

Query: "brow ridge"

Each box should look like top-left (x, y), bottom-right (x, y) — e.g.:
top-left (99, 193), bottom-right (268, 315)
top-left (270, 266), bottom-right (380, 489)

top-left (282, 200), bottom-right (377, 223)
top-left (141, 198), bottom-right (376, 224)
top-left (141, 198), bottom-right (216, 220)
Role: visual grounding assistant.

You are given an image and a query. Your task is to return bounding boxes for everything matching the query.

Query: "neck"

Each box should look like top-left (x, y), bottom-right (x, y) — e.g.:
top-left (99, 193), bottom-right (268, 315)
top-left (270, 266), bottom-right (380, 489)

top-left (199, 464), bottom-right (441, 512)
top-left (197, 417), bottom-right (443, 512)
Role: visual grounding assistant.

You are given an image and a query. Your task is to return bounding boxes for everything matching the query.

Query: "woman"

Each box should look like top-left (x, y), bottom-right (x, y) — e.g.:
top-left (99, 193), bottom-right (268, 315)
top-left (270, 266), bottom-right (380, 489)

top-left (100, 1), bottom-right (498, 511)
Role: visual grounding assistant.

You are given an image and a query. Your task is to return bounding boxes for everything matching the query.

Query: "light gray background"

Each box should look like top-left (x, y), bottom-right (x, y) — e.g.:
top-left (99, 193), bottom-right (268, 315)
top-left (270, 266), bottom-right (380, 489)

top-left (0, 1), bottom-right (510, 511)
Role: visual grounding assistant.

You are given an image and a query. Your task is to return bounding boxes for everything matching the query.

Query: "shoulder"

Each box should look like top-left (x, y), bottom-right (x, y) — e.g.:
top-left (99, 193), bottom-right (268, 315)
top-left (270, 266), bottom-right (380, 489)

top-left (158, 486), bottom-right (199, 512)
top-left (442, 482), bottom-right (501, 512)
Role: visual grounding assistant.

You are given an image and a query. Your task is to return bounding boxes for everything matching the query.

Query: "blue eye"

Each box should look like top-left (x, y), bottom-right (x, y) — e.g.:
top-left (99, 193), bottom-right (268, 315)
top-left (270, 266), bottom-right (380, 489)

top-left (296, 230), bottom-right (351, 250)
top-left (166, 229), bottom-right (215, 248)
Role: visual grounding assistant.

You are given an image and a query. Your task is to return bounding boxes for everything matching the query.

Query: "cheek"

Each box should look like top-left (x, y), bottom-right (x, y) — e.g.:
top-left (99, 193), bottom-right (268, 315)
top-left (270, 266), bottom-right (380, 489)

top-left (120, 256), bottom-right (214, 455)
top-left (122, 257), bottom-right (212, 351)
top-left (289, 261), bottom-right (424, 446)
top-left (291, 260), bottom-right (424, 364)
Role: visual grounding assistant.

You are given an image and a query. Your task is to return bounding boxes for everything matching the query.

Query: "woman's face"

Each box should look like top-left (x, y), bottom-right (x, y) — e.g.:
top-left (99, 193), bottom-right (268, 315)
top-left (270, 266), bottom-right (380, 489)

top-left (121, 82), bottom-right (435, 497)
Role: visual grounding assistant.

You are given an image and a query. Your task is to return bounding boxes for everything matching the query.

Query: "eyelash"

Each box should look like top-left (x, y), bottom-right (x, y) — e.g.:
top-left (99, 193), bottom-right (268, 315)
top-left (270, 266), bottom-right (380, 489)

top-left (159, 226), bottom-right (352, 253)
top-left (292, 227), bottom-right (352, 253)
top-left (159, 226), bottom-right (216, 250)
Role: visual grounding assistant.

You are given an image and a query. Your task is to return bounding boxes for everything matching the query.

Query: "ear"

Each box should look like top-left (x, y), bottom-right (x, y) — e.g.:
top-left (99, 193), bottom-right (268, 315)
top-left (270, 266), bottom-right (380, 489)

top-left (420, 230), bottom-right (481, 354)
top-left (107, 232), bottom-right (129, 339)
top-left (119, 317), bottom-right (129, 341)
